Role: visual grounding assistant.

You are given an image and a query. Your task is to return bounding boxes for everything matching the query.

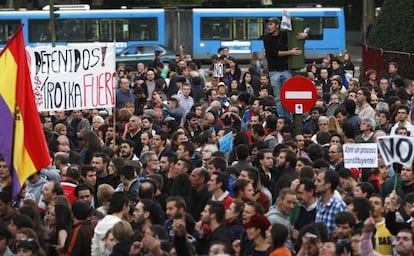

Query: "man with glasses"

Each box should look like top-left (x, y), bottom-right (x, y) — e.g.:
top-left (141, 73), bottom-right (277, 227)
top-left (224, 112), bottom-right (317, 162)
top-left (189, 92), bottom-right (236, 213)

top-left (328, 144), bottom-right (344, 170)
top-left (391, 105), bottom-right (414, 136)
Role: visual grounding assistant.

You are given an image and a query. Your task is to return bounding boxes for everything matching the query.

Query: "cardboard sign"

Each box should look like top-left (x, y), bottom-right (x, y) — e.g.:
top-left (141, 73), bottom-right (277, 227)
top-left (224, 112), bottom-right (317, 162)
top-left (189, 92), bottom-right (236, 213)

top-left (377, 135), bottom-right (414, 167)
top-left (343, 143), bottom-right (378, 168)
top-left (26, 43), bottom-right (116, 111)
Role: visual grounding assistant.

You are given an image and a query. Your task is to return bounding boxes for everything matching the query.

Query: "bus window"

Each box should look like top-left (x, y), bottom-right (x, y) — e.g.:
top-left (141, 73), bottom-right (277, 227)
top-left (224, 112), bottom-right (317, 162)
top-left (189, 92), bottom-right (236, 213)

top-left (323, 17), bottom-right (338, 28)
top-left (114, 19), bottom-right (128, 41)
top-left (247, 18), bottom-right (262, 39)
top-left (201, 18), bottom-right (230, 40)
top-left (56, 19), bottom-right (85, 42)
top-left (85, 19), bottom-right (99, 41)
top-left (129, 18), bottom-right (158, 41)
top-left (234, 19), bottom-right (246, 40)
top-left (99, 20), bottom-right (112, 41)
top-left (303, 17), bottom-right (323, 40)
top-left (0, 21), bottom-right (20, 43)
top-left (28, 20), bottom-right (50, 43)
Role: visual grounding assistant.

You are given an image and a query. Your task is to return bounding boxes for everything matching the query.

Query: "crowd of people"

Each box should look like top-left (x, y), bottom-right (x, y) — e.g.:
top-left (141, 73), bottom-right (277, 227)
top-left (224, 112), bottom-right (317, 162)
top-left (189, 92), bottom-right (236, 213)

top-left (1, 17), bottom-right (414, 256)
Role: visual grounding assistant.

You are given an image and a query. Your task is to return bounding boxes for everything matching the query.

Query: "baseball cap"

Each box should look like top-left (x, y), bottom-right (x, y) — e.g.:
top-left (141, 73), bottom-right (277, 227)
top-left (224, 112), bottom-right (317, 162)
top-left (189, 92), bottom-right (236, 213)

top-left (218, 82), bottom-right (226, 87)
top-left (265, 17), bottom-right (280, 24)
top-left (244, 215), bottom-right (271, 230)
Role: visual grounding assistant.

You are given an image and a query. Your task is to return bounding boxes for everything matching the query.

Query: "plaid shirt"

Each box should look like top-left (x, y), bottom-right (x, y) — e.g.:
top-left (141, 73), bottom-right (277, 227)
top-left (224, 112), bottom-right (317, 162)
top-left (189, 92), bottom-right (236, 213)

top-left (316, 196), bottom-right (347, 238)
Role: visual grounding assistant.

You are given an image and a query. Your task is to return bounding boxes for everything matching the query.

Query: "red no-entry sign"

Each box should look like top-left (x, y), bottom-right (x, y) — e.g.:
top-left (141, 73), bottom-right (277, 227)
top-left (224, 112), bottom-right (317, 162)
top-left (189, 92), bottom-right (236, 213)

top-left (280, 76), bottom-right (317, 114)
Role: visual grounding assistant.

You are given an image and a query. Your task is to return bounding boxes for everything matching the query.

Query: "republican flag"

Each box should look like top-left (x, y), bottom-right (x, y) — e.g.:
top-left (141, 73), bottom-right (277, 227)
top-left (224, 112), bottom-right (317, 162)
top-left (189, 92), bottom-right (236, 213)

top-left (0, 26), bottom-right (50, 199)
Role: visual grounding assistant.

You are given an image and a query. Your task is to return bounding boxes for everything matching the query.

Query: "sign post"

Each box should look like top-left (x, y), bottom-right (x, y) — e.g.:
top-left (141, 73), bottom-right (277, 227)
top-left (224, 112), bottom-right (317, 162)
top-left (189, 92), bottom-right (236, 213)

top-left (280, 76), bottom-right (317, 133)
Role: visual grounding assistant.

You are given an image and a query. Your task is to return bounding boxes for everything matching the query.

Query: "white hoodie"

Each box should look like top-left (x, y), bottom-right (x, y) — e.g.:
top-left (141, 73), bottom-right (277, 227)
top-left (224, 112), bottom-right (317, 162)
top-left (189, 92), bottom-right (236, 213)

top-left (91, 215), bottom-right (121, 256)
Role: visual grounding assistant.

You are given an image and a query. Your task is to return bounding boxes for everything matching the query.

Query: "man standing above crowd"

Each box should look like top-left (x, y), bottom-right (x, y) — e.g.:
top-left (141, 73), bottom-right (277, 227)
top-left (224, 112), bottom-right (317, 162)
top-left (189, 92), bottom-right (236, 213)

top-left (263, 16), bottom-right (306, 121)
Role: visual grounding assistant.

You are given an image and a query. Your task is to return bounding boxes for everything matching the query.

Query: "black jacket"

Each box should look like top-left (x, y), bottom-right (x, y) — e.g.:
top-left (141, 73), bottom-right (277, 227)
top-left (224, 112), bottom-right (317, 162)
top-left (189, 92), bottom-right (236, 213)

top-left (196, 224), bottom-right (232, 255)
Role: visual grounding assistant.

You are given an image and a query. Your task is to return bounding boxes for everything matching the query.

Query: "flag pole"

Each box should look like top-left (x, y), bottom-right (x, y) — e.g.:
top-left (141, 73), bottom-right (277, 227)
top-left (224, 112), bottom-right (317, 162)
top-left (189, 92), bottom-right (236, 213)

top-left (49, 0), bottom-right (56, 47)
top-left (10, 28), bottom-right (22, 200)
top-left (393, 172), bottom-right (398, 191)
top-left (11, 104), bottom-right (19, 200)
top-left (112, 20), bottom-right (117, 142)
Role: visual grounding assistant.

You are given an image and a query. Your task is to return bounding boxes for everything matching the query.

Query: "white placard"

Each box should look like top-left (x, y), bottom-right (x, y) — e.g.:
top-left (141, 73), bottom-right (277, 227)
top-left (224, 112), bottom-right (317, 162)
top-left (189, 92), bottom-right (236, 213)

top-left (343, 143), bottom-right (378, 168)
top-left (26, 43), bottom-right (116, 111)
top-left (377, 135), bottom-right (414, 167)
top-left (213, 63), bottom-right (224, 78)
top-left (281, 10), bottom-right (292, 31)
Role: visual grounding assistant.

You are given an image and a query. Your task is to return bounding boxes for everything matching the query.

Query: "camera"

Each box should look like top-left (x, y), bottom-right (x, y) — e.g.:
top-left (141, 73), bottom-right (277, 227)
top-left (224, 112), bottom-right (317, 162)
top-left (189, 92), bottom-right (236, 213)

top-left (307, 233), bottom-right (318, 244)
top-left (335, 239), bottom-right (351, 254)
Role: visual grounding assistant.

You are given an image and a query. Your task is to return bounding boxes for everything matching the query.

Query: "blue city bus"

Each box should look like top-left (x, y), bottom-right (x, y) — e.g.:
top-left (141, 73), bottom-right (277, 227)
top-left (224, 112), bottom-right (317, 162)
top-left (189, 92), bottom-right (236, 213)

top-left (0, 7), bottom-right (345, 61)
top-left (192, 7), bottom-right (346, 60)
top-left (0, 8), bottom-right (166, 52)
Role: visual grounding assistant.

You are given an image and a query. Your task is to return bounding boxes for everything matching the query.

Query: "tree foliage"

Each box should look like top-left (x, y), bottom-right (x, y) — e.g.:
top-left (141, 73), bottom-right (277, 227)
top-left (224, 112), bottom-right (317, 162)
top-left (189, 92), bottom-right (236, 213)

top-left (367, 0), bottom-right (414, 52)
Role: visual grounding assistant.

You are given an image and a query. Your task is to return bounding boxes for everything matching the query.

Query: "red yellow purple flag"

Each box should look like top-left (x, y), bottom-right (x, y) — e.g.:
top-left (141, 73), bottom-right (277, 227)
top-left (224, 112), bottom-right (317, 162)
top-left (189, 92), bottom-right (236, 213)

top-left (0, 26), bottom-right (50, 199)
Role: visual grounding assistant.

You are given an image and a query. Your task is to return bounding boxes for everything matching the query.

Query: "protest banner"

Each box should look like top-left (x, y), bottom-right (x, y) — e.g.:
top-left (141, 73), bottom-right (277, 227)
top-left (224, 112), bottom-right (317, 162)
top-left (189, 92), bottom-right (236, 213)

top-left (26, 43), bottom-right (116, 111)
top-left (343, 143), bottom-right (378, 168)
top-left (377, 135), bottom-right (414, 167)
